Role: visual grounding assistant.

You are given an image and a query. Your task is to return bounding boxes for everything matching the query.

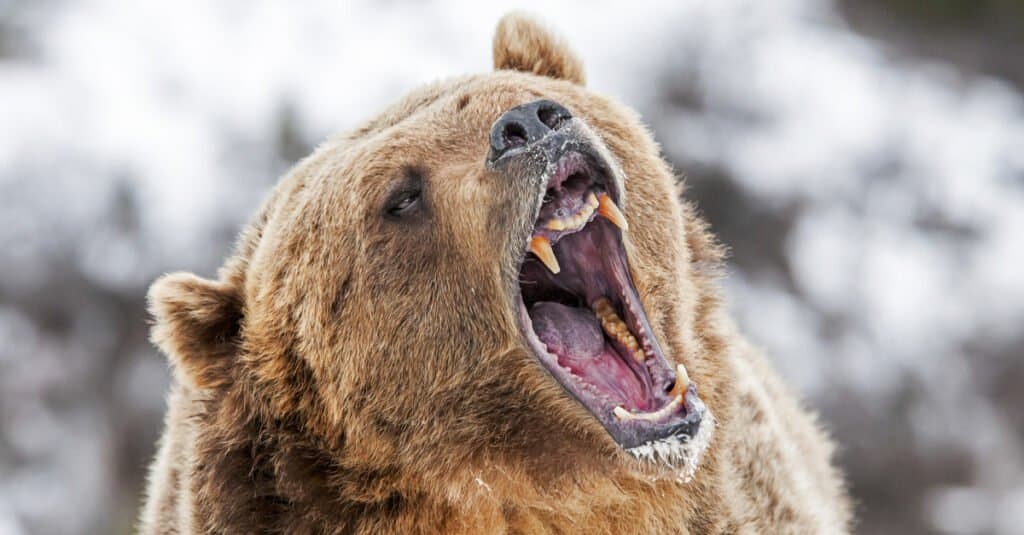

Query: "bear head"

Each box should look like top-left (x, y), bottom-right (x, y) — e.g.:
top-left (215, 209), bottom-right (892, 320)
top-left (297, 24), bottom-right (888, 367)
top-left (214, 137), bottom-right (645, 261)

top-left (147, 12), bottom-right (729, 514)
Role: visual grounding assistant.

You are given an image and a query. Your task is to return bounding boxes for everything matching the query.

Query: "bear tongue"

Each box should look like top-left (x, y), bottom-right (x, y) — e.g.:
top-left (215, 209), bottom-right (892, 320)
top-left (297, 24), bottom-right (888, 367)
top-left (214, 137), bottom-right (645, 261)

top-left (529, 301), bottom-right (646, 407)
top-left (530, 302), bottom-right (604, 359)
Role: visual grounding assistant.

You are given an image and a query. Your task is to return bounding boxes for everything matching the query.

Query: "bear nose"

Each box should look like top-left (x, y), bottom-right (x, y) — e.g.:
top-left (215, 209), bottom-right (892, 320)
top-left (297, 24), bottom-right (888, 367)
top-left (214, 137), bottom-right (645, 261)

top-left (488, 99), bottom-right (573, 162)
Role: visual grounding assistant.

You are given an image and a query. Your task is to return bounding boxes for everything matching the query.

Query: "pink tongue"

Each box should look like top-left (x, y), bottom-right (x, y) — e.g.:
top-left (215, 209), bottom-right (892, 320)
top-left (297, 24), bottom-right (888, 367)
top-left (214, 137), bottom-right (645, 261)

top-left (530, 302), bottom-right (604, 359)
top-left (530, 302), bottom-right (647, 408)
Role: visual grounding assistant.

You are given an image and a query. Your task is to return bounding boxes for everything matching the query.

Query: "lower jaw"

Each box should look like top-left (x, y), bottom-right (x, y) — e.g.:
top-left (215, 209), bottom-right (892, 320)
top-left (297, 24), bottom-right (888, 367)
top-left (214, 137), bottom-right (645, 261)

top-left (517, 301), bottom-right (715, 474)
top-left (517, 222), bottom-right (704, 451)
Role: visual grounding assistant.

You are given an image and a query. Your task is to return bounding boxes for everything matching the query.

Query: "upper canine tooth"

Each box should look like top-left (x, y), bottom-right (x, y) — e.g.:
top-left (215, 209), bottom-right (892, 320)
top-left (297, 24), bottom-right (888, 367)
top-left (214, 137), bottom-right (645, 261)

top-left (598, 193), bottom-right (628, 231)
top-left (613, 406), bottom-right (634, 421)
top-left (529, 235), bottom-right (560, 274)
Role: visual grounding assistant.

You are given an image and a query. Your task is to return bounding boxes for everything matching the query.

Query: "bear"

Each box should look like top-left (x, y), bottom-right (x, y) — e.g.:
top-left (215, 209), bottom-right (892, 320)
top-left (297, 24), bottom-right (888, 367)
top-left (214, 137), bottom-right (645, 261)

top-left (139, 13), bottom-right (852, 534)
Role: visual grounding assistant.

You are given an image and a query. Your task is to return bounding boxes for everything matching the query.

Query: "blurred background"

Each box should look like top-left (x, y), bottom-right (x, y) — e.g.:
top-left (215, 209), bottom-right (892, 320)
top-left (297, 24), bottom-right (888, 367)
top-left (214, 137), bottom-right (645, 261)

top-left (1, 1), bottom-right (1023, 533)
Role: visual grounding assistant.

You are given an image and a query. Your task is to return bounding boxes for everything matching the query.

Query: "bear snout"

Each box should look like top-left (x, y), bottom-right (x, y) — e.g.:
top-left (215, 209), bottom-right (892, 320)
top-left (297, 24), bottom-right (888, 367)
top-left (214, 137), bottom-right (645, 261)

top-left (487, 98), bottom-right (573, 164)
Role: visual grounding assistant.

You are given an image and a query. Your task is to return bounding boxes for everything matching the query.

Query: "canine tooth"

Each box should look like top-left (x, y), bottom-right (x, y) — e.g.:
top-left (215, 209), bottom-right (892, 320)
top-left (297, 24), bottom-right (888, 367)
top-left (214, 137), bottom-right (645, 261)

top-left (613, 406), bottom-right (634, 421)
top-left (669, 364), bottom-right (690, 398)
top-left (598, 193), bottom-right (628, 231)
top-left (587, 192), bottom-right (599, 207)
top-left (530, 236), bottom-right (560, 274)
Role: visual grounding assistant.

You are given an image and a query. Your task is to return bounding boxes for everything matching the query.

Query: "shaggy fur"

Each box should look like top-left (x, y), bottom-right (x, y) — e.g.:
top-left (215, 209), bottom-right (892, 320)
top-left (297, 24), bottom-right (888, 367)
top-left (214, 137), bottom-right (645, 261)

top-left (139, 13), bottom-right (852, 534)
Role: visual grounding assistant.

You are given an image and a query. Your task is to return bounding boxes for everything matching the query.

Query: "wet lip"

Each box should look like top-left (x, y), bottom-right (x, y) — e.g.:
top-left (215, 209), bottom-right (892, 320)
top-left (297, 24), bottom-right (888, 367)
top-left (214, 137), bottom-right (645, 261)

top-left (514, 149), bottom-right (706, 452)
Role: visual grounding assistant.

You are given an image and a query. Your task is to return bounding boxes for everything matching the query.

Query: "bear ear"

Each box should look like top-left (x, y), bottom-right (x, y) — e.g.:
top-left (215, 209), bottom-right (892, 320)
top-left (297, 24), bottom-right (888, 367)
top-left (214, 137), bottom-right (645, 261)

top-left (148, 272), bottom-right (242, 391)
top-left (493, 12), bottom-right (585, 85)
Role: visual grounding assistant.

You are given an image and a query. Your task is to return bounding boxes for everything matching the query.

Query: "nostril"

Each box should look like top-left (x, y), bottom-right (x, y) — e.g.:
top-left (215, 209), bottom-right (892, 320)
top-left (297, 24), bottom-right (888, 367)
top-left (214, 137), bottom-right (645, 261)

top-left (538, 105), bottom-right (569, 130)
top-left (502, 122), bottom-right (528, 148)
top-left (489, 100), bottom-right (573, 162)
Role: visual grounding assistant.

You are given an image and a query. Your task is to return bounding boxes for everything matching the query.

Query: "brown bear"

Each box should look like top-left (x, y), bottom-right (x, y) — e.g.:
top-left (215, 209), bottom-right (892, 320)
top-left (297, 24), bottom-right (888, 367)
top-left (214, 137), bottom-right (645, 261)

top-left (139, 13), bottom-right (852, 534)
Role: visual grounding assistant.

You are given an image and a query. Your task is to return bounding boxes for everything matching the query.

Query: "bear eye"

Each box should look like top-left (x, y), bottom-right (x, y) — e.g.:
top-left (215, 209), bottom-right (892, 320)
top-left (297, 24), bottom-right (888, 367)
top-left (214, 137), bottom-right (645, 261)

top-left (383, 169), bottom-right (424, 219)
top-left (387, 190), bottom-right (420, 214)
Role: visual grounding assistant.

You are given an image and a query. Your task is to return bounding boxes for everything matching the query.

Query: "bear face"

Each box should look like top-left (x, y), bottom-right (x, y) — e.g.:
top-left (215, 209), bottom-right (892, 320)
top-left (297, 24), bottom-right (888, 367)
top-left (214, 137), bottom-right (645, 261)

top-left (147, 12), bottom-right (729, 515)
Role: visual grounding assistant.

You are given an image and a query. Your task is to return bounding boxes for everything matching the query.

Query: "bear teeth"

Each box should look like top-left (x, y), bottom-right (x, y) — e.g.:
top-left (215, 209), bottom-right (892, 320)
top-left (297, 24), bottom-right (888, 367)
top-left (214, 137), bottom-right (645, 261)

top-left (613, 395), bottom-right (684, 422)
top-left (593, 297), bottom-right (645, 362)
top-left (544, 192), bottom-right (599, 231)
top-left (669, 364), bottom-right (690, 398)
top-left (597, 193), bottom-right (628, 231)
top-left (529, 235), bottom-right (560, 274)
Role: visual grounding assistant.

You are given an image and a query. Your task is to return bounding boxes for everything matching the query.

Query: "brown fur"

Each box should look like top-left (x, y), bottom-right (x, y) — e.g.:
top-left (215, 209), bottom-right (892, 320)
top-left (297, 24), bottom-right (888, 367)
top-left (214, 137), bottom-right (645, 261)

top-left (139, 13), bottom-right (851, 534)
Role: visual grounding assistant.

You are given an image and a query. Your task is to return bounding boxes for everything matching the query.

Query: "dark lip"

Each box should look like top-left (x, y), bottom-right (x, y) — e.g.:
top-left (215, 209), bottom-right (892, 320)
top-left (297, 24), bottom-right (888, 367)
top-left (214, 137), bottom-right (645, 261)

top-left (509, 139), bottom-right (707, 451)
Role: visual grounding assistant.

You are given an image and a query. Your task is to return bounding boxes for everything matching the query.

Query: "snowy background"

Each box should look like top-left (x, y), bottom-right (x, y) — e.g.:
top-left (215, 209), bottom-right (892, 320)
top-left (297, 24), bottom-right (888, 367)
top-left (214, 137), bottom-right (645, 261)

top-left (1, 1), bottom-right (1022, 533)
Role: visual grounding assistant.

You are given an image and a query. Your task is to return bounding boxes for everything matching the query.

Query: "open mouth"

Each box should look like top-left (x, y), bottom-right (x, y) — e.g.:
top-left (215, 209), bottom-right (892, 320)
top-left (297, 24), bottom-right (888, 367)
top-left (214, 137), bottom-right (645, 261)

top-left (515, 150), bottom-right (710, 467)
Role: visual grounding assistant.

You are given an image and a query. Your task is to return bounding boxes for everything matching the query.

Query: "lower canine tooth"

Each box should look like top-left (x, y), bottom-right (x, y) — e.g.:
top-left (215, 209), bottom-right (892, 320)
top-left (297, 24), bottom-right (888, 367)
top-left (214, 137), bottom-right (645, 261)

top-left (669, 364), bottom-right (690, 398)
top-left (613, 406), bottom-right (633, 420)
top-left (529, 236), bottom-right (560, 274)
top-left (677, 363), bottom-right (689, 388)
